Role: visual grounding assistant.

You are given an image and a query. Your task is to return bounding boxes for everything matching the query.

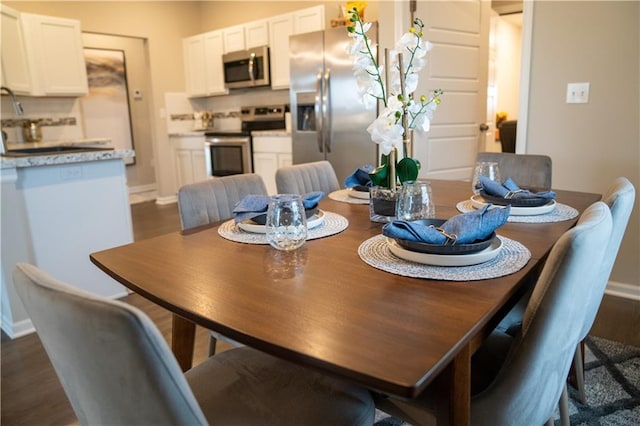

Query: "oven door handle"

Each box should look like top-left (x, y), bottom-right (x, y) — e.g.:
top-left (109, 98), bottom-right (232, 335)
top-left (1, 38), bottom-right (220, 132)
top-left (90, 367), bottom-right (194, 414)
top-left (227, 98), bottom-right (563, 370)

top-left (205, 138), bottom-right (250, 145)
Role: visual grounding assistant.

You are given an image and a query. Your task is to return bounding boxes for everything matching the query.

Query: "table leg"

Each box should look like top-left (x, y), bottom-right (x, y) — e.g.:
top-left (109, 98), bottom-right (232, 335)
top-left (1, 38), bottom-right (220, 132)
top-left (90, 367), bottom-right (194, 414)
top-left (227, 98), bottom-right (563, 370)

top-left (436, 344), bottom-right (471, 425)
top-left (171, 314), bottom-right (196, 371)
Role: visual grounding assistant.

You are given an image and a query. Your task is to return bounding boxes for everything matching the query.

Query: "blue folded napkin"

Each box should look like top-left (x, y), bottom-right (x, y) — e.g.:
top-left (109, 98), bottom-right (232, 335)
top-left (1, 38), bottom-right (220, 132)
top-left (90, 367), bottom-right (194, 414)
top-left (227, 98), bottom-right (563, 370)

top-left (480, 176), bottom-right (556, 199)
top-left (232, 191), bottom-right (324, 223)
top-left (382, 204), bottom-right (510, 245)
top-left (344, 165), bottom-right (374, 188)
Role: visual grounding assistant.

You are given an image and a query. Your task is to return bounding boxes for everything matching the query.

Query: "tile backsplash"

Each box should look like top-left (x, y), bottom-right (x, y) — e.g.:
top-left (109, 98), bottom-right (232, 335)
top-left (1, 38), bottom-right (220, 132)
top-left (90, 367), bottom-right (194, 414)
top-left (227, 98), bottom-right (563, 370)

top-left (1, 96), bottom-right (84, 142)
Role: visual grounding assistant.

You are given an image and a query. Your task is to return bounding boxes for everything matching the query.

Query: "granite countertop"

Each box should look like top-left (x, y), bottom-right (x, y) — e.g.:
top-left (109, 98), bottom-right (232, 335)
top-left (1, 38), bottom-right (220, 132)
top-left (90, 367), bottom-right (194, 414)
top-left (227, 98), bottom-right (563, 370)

top-left (1, 138), bottom-right (135, 169)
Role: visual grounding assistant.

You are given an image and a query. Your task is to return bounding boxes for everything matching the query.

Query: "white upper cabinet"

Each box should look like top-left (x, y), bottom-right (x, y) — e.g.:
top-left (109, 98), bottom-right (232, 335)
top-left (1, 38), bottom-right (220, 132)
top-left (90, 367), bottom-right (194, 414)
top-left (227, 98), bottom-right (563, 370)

top-left (245, 19), bottom-right (269, 48)
top-left (269, 5), bottom-right (325, 90)
top-left (20, 12), bottom-right (88, 96)
top-left (183, 30), bottom-right (227, 97)
top-left (293, 5), bottom-right (325, 35)
top-left (223, 25), bottom-right (245, 53)
top-left (182, 5), bottom-right (324, 95)
top-left (1, 7), bottom-right (87, 96)
top-left (1, 5), bottom-right (32, 94)
top-left (267, 14), bottom-right (294, 90)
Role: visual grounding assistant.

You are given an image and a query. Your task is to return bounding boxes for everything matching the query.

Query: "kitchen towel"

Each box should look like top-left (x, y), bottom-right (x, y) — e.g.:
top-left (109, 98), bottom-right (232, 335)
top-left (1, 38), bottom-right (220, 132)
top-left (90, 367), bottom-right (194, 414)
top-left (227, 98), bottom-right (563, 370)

top-left (382, 204), bottom-right (510, 244)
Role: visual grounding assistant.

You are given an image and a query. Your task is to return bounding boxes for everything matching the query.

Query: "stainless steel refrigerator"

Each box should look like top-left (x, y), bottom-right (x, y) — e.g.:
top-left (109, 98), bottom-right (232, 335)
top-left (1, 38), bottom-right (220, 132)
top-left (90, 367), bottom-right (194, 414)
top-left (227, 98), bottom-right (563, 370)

top-left (289, 23), bottom-right (378, 186)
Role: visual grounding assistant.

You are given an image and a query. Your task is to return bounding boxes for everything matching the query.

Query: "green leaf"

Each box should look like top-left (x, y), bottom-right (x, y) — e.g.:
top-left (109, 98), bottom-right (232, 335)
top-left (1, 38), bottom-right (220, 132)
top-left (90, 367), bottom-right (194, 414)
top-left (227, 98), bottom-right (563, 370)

top-left (396, 157), bottom-right (420, 184)
top-left (369, 164), bottom-right (389, 187)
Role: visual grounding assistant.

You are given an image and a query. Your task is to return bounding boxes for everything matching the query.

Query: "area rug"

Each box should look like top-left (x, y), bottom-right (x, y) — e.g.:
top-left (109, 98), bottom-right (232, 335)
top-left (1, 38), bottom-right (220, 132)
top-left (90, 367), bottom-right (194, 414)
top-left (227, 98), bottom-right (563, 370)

top-left (374, 336), bottom-right (640, 425)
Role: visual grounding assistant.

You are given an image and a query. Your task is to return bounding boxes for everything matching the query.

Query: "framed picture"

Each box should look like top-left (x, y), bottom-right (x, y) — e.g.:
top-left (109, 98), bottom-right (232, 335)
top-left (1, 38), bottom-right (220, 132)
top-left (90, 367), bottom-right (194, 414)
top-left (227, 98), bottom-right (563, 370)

top-left (81, 48), bottom-right (135, 165)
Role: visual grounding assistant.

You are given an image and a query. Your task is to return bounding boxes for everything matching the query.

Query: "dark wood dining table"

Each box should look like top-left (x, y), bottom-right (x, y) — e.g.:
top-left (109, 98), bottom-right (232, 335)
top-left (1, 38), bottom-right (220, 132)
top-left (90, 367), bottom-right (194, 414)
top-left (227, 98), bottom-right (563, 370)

top-left (90, 179), bottom-right (600, 425)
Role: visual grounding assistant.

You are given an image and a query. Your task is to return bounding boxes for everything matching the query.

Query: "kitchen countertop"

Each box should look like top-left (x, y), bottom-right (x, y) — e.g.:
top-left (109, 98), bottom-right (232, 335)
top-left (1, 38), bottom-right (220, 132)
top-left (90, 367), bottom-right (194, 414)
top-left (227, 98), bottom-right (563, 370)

top-left (1, 138), bottom-right (135, 169)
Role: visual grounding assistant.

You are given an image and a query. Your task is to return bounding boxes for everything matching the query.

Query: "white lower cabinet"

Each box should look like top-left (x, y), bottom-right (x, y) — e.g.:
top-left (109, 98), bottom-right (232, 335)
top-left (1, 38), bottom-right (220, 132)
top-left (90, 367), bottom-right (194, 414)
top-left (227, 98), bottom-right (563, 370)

top-left (172, 136), bottom-right (208, 191)
top-left (252, 135), bottom-right (292, 195)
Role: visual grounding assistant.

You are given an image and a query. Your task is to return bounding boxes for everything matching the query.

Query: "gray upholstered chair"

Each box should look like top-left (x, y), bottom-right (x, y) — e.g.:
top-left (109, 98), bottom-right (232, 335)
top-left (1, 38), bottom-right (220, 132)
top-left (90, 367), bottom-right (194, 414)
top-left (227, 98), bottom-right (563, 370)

top-left (13, 263), bottom-right (375, 426)
top-left (177, 173), bottom-right (268, 229)
top-left (275, 160), bottom-right (340, 195)
top-left (476, 152), bottom-right (552, 191)
top-left (177, 174), bottom-right (268, 354)
top-left (496, 176), bottom-right (635, 409)
top-left (375, 201), bottom-right (613, 426)
top-left (571, 177), bottom-right (635, 403)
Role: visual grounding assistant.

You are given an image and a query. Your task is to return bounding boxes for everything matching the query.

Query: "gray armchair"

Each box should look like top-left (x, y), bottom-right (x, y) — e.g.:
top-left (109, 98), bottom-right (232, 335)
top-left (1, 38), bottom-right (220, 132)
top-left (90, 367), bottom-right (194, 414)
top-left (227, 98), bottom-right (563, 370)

top-left (376, 201), bottom-right (613, 426)
top-left (275, 160), bottom-right (340, 195)
top-left (13, 263), bottom-right (375, 425)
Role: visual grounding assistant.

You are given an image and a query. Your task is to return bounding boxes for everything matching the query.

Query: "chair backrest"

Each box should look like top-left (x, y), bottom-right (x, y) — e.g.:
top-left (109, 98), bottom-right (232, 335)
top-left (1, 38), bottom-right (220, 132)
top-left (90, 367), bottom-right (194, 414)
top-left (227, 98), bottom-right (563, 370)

top-left (472, 202), bottom-right (612, 425)
top-left (498, 120), bottom-right (517, 153)
top-left (476, 152), bottom-right (552, 191)
top-left (177, 173), bottom-right (268, 229)
top-left (275, 161), bottom-right (340, 195)
top-left (12, 263), bottom-right (208, 426)
top-left (579, 177), bottom-right (635, 339)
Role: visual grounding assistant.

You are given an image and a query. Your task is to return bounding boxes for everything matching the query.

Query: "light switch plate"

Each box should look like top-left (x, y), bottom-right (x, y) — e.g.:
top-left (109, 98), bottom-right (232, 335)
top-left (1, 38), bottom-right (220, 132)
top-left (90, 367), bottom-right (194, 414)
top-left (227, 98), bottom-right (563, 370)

top-left (566, 82), bottom-right (590, 104)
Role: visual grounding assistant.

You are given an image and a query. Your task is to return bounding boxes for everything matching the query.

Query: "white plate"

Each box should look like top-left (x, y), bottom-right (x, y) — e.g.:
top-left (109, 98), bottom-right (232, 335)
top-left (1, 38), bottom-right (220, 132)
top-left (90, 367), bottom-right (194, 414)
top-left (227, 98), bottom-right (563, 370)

top-left (470, 195), bottom-right (556, 216)
top-left (347, 188), bottom-right (370, 200)
top-left (237, 210), bottom-right (325, 234)
top-left (387, 237), bottom-right (503, 266)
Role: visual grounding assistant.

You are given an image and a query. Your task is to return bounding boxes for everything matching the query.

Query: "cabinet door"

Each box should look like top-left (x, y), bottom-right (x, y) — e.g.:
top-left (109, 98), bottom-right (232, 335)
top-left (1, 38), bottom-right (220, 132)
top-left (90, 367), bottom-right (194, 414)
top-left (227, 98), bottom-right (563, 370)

top-left (245, 20), bottom-right (269, 48)
top-left (183, 34), bottom-right (207, 97)
top-left (268, 14), bottom-right (294, 90)
top-left (253, 152), bottom-right (279, 195)
top-left (191, 150), bottom-right (208, 183)
top-left (203, 30), bottom-right (227, 95)
top-left (175, 149), bottom-right (193, 190)
top-left (278, 153), bottom-right (293, 169)
top-left (0, 5), bottom-right (32, 94)
top-left (293, 5), bottom-right (325, 34)
top-left (223, 25), bottom-right (245, 53)
top-left (21, 13), bottom-right (88, 96)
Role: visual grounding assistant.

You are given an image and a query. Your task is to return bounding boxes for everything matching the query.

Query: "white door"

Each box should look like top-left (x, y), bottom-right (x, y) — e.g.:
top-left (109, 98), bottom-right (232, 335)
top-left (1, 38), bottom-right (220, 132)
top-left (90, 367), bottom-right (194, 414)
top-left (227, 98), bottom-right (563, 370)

top-left (413, 0), bottom-right (491, 181)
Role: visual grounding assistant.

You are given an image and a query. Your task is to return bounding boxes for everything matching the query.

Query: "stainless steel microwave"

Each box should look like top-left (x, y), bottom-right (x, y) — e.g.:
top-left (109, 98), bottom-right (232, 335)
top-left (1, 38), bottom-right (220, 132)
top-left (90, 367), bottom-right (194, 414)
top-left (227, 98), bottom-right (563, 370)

top-left (222, 46), bottom-right (270, 89)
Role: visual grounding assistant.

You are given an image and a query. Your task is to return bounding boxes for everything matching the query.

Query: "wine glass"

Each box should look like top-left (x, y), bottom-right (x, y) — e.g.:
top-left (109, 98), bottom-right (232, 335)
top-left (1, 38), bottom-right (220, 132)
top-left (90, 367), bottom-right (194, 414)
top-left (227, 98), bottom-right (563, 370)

top-left (471, 162), bottom-right (501, 195)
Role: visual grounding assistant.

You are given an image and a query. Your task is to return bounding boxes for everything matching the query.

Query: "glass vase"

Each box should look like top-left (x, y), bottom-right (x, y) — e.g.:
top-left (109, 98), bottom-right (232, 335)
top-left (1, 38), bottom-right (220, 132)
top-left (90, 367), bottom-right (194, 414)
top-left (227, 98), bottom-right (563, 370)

top-left (369, 186), bottom-right (398, 223)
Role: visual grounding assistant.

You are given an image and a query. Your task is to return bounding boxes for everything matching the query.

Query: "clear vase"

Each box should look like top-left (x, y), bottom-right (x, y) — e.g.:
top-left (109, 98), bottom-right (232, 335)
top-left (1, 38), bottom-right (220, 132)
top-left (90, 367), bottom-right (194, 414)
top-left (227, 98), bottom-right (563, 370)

top-left (369, 186), bottom-right (398, 223)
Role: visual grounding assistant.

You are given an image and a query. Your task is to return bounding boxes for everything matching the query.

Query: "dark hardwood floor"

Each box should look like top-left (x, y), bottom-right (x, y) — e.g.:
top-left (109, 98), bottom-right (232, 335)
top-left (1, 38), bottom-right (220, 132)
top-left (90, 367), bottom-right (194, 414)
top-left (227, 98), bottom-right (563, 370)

top-left (1, 200), bottom-right (637, 425)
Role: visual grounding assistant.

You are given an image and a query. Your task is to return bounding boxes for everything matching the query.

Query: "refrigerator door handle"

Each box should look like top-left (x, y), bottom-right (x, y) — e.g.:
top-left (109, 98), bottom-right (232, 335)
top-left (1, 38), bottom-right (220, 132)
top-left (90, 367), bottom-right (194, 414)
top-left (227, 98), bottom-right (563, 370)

top-left (314, 70), bottom-right (324, 153)
top-left (323, 69), bottom-right (331, 153)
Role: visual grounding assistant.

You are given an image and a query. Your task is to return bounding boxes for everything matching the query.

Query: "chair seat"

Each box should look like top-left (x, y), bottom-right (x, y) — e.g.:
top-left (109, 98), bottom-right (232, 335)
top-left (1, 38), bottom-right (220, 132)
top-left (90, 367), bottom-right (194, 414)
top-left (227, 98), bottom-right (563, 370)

top-left (187, 346), bottom-right (375, 426)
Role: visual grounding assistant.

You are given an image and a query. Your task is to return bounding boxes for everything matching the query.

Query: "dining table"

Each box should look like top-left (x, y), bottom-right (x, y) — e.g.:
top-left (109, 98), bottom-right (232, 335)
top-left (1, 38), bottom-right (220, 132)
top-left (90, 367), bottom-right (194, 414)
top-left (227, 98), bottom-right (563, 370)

top-left (90, 179), bottom-right (600, 425)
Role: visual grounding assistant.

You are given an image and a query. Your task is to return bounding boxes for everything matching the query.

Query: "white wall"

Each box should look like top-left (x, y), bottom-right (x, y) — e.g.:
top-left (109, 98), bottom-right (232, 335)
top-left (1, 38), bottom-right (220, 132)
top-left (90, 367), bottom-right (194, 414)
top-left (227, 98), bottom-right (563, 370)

top-left (495, 14), bottom-right (522, 120)
top-left (526, 1), bottom-right (639, 290)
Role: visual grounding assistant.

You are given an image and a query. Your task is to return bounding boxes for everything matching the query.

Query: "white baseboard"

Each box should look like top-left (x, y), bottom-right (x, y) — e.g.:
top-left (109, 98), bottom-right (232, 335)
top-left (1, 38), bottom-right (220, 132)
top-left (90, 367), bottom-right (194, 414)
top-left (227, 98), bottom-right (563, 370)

top-left (1, 314), bottom-right (35, 339)
top-left (155, 195), bottom-right (177, 205)
top-left (128, 183), bottom-right (158, 204)
top-left (605, 281), bottom-right (640, 302)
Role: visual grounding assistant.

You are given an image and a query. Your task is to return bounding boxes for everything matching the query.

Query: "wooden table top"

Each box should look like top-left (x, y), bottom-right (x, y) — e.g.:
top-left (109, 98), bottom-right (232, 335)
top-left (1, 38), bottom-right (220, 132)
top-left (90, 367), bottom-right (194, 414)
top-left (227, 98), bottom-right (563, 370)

top-left (91, 179), bottom-right (600, 399)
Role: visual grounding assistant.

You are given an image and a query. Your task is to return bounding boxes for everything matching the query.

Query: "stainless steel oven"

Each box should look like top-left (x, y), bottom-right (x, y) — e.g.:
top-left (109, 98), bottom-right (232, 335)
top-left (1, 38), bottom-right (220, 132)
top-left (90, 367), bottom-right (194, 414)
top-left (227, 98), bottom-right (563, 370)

top-left (204, 105), bottom-right (286, 177)
top-left (204, 133), bottom-right (251, 177)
